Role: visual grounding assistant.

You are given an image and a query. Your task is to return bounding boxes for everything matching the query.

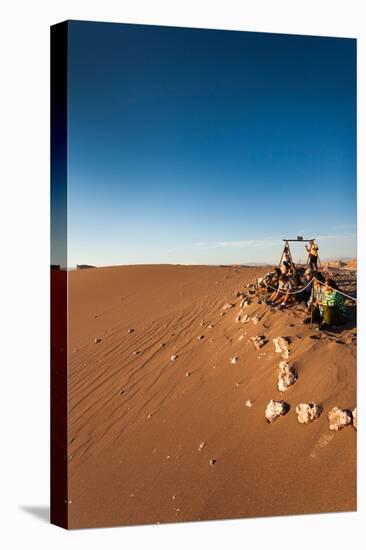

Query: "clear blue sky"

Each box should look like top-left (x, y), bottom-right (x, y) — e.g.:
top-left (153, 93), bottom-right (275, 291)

top-left (66, 21), bottom-right (356, 267)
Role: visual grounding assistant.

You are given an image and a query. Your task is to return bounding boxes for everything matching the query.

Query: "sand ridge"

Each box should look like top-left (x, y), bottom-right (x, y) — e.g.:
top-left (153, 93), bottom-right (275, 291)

top-left (66, 264), bottom-right (356, 528)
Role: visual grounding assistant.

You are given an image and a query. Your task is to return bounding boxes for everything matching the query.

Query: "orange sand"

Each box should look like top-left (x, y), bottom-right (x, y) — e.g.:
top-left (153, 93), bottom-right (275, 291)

top-left (67, 265), bottom-right (356, 528)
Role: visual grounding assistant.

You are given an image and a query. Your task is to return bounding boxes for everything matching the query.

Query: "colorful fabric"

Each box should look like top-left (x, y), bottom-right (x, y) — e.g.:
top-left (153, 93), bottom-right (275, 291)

top-left (322, 290), bottom-right (347, 314)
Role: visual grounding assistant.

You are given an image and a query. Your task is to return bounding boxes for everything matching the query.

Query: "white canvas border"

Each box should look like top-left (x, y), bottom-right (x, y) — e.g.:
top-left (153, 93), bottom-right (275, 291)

top-left (1, 1), bottom-right (364, 548)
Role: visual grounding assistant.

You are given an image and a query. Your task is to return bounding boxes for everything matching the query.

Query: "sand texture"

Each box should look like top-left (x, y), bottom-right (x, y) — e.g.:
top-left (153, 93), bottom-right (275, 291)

top-left (66, 265), bottom-right (356, 528)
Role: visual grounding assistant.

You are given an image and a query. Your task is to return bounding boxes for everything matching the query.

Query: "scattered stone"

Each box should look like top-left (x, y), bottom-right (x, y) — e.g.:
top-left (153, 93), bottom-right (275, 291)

top-left (185, 372), bottom-right (191, 377)
top-left (198, 441), bottom-right (206, 451)
top-left (241, 314), bottom-right (251, 324)
top-left (278, 360), bottom-right (298, 392)
top-left (238, 334), bottom-right (245, 341)
top-left (208, 324), bottom-right (214, 329)
top-left (328, 407), bottom-right (353, 431)
top-left (352, 408), bottom-right (357, 430)
top-left (245, 400), bottom-right (254, 408)
top-left (273, 337), bottom-right (290, 358)
top-left (296, 403), bottom-right (322, 423)
top-left (132, 350), bottom-right (140, 356)
top-left (147, 413), bottom-right (152, 419)
top-left (170, 354), bottom-right (178, 362)
top-left (161, 342), bottom-right (166, 347)
top-left (200, 321), bottom-right (205, 326)
top-left (197, 335), bottom-right (204, 340)
top-left (265, 400), bottom-right (290, 423)
top-left (230, 355), bottom-right (238, 364)
top-left (94, 337), bottom-right (101, 344)
top-left (127, 328), bottom-right (134, 334)
top-left (235, 314), bottom-right (241, 323)
top-left (252, 315), bottom-right (260, 325)
top-left (250, 335), bottom-right (267, 350)
top-left (236, 290), bottom-right (242, 298)
top-left (223, 303), bottom-right (234, 310)
top-left (220, 312), bottom-right (225, 317)
top-left (209, 459), bottom-right (216, 465)
top-left (240, 299), bottom-right (250, 309)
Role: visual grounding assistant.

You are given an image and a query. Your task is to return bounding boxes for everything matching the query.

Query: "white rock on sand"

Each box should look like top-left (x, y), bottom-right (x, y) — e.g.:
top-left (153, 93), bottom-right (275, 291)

top-left (278, 360), bottom-right (298, 392)
top-left (252, 315), bottom-right (260, 325)
top-left (296, 403), bottom-right (322, 424)
top-left (170, 354), bottom-right (178, 362)
top-left (235, 314), bottom-right (241, 323)
top-left (273, 336), bottom-right (290, 359)
top-left (265, 400), bottom-right (289, 423)
top-left (245, 400), bottom-right (254, 408)
top-left (230, 355), bottom-right (238, 364)
top-left (250, 335), bottom-right (267, 350)
top-left (328, 407), bottom-right (353, 431)
top-left (352, 408), bottom-right (357, 430)
top-left (223, 303), bottom-right (234, 310)
top-left (241, 314), bottom-right (251, 324)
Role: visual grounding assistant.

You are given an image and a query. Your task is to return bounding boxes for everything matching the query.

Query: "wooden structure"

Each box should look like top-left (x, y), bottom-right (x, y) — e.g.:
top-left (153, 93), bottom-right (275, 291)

top-left (279, 237), bottom-right (321, 270)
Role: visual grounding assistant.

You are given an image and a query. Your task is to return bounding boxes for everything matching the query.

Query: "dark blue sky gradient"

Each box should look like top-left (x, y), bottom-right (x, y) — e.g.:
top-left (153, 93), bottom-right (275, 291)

top-left (67, 21), bottom-right (356, 266)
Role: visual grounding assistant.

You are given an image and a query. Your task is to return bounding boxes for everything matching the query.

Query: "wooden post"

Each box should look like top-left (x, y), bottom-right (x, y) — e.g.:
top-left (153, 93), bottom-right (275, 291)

top-left (287, 242), bottom-right (296, 271)
top-left (278, 242), bottom-right (286, 269)
top-left (310, 279), bottom-right (314, 329)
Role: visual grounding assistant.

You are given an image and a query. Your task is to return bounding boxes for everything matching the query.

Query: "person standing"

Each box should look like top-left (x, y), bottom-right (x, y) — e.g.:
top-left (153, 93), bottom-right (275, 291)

top-left (306, 240), bottom-right (319, 271)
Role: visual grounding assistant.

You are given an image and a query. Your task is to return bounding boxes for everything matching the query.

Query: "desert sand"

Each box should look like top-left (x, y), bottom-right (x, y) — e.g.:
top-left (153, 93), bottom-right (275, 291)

top-left (66, 264), bottom-right (356, 528)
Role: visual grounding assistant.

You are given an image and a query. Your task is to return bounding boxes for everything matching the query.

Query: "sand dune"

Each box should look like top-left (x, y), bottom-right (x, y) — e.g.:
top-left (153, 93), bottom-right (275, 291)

top-left (66, 265), bottom-right (356, 528)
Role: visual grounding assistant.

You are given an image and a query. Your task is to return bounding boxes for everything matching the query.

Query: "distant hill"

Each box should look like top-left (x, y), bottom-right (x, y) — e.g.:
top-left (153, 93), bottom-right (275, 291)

top-left (323, 258), bottom-right (357, 271)
top-left (76, 264), bottom-right (96, 270)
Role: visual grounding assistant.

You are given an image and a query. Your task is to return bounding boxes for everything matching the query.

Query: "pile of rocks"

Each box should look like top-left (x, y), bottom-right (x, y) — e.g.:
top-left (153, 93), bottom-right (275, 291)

top-left (328, 407), bottom-right (357, 431)
top-left (273, 336), bottom-right (290, 359)
top-left (265, 400), bottom-right (290, 423)
top-left (250, 335), bottom-right (268, 351)
top-left (296, 403), bottom-right (322, 424)
top-left (278, 360), bottom-right (298, 392)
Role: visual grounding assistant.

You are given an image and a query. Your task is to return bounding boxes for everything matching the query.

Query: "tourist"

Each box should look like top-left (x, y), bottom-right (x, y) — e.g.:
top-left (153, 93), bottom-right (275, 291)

top-left (305, 240), bottom-right (319, 271)
top-left (294, 267), bottom-right (313, 307)
top-left (267, 274), bottom-right (292, 308)
top-left (319, 278), bottom-right (347, 330)
top-left (302, 271), bottom-right (325, 324)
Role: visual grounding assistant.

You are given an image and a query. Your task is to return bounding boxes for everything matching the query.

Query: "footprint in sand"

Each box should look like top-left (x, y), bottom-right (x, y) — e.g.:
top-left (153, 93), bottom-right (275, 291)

top-left (309, 433), bottom-right (334, 459)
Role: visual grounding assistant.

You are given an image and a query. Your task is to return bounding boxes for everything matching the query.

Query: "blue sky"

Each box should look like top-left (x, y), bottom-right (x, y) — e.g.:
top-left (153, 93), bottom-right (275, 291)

top-left (66, 21), bottom-right (356, 266)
